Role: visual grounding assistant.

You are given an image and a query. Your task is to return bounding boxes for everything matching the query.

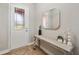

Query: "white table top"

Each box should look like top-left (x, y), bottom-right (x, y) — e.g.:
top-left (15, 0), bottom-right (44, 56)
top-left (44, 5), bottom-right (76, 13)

top-left (34, 35), bottom-right (74, 52)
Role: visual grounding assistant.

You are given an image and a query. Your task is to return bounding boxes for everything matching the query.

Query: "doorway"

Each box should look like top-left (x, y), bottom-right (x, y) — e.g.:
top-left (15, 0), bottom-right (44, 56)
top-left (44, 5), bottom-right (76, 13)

top-left (10, 4), bottom-right (30, 49)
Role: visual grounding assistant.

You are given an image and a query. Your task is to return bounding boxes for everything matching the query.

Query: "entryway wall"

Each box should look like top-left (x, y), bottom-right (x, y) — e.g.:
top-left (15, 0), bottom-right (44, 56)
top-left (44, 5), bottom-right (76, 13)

top-left (0, 3), bottom-right (9, 51)
top-left (35, 3), bottom-right (79, 54)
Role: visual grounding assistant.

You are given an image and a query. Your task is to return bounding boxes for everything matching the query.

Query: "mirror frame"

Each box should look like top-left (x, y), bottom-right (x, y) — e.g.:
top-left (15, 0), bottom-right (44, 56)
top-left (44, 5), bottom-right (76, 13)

top-left (42, 8), bottom-right (61, 30)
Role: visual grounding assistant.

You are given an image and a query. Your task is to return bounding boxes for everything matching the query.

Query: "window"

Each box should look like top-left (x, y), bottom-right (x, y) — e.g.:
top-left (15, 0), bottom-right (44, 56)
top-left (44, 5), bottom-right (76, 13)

top-left (15, 7), bottom-right (25, 30)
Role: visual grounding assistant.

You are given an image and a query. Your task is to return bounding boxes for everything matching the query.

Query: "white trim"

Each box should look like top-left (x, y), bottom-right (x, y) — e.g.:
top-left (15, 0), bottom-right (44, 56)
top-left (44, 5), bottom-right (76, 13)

top-left (0, 42), bottom-right (33, 55)
top-left (26, 42), bottom-right (34, 46)
top-left (8, 3), bottom-right (11, 50)
top-left (0, 49), bottom-right (10, 55)
top-left (10, 42), bottom-right (33, 50)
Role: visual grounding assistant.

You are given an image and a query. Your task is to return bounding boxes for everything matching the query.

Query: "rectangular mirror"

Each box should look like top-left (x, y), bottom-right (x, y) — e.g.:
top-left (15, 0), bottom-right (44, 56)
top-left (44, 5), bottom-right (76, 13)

top-left (42, 8), bottom-right (60, 30)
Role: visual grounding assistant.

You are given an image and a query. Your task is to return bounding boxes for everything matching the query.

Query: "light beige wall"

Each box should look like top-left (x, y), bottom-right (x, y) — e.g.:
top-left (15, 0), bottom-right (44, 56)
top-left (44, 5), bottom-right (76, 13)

top-left (29, 3), bottom-right (37, 42)
top-left (0, 4), bottom-right (9, 50)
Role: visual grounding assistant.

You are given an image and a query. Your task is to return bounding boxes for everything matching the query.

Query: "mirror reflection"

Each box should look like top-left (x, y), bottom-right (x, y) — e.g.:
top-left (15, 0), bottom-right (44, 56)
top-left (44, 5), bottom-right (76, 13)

top-left (42, 8), bottom-right (60, 30)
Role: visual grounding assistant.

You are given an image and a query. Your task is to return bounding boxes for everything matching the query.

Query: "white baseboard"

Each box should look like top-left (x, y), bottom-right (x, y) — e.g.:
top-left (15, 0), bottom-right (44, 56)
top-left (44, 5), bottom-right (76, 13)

top-left (10, 42), bottom-right (34, 51)
top-left (26, 42), bottom-right (34, 46)
top-left (0, 42), bottom-right (34, 55)
top-left (0, 49), bottom-right (10, 55)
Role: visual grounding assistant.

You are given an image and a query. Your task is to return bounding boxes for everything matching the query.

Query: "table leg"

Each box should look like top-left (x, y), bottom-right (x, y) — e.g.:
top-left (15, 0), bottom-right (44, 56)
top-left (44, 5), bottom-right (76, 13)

top-left (33, 36), bottom-right (37, 50)
top-left (38, 39), bottom-right (40, 48)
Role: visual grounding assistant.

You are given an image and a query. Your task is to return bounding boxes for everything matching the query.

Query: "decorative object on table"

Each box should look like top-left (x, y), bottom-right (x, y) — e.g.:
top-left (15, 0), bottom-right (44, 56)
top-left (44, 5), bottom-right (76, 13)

top-left (38, 25), bottom-right (42, 35)
top-left (67, 32), bottom-right (72, 46)
top-left (57, 36), bottom-right (64, 43)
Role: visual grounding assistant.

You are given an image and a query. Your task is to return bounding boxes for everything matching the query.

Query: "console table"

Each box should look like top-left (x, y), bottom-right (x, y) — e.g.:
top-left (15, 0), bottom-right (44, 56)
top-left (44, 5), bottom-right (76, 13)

top-left (33, 35), bottom-right (74, 55)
